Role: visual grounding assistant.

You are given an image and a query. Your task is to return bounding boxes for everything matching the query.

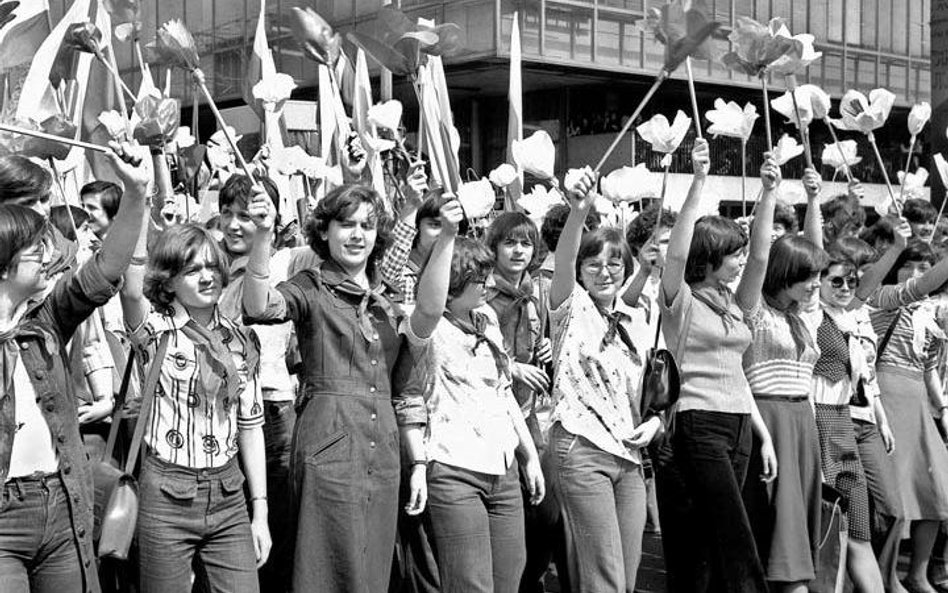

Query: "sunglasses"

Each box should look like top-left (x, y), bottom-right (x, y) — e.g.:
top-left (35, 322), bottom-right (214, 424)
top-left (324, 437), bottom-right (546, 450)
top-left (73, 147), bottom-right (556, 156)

top-left (827, 275), bottom-right (859, 289)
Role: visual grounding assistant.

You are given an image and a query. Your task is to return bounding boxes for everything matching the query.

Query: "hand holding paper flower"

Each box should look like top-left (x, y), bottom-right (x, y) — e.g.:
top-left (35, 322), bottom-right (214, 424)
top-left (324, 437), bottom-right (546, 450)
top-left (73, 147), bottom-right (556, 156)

top-left (456, 177), bottom-right (495, 220)
top-left (773, 133), bottom-right (803, 166)
top-left (512, 130), bottom-right (556, 180)
top-left (637, 111), bottom-right (691, 154)
top-left (705, 99), bottom-right (758, 142)
top-left (821, 140), bottom-right (861, 171)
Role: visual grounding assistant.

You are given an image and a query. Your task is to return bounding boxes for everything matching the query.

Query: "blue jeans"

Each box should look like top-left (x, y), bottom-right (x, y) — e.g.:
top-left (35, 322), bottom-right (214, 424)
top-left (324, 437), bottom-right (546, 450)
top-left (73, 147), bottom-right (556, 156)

top-left (137, 454), bottom-right (258, 593)
top-left (427, 461), bottom-right (525, 593)
top-left (548, 423), bottom-right (646, 593)
top-left (0, 473), bottom-right (93, 593)
top-left (258, 401), bottom-right (295, 593)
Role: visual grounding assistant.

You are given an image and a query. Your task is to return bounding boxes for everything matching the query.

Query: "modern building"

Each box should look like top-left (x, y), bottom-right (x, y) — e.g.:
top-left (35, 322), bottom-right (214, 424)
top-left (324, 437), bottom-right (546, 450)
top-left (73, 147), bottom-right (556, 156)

top-left (49, 0), bottom-right (934, 207)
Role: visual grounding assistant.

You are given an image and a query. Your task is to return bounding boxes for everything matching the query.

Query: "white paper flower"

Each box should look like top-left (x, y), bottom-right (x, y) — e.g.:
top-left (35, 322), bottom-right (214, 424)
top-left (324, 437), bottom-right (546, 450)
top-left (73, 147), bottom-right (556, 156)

top-left (517, 185), bottom-right (562, 227)
top-left (934, 154), bottom-right (948, 189)
top-left (512, 130), bottom-right (556, 180)
top-left (660, 154), bottom-right (673, 168)
top-left (173, 126), bottom-right (196, 149)
top-left (361, 134), bottom-right (396, 154)
top-left (821, 140), bottom-right (862, 171)
top-left (805, 85), bottom-right (832, 120)
top-left (768, 23), bottom-right (822, 76)
top-left (457, 177), bottom-right (496, 219)
top-left (367, 100), bottom-right (403, 132)
top-left (705, 99), bottom-right (758, 142)
top-left (489, 163), bottom-right (518, 188)
top-left (600, 164), bottom-right (660, 203)
top-left (97, 110), bottom-right (127, 141)
top-left (832, 88), bottom-right (896, 134)
top-left (771, 85), bottom-right (829, 129)
top-left (563, 168), bottom-right (588, 193)
top-left (773, 133), bottom-right (803, 166)
top-left (637, 111), bottom-right (691, 154)
top-left (272, 145), bottom-right (329, 178)
top-left (594, 195), bottom-right (616, 219)
top-left (897, 167), bottom-right (929, 201)
top-left (252, 73), bottom-right (297, 106)
top-left (908, 102), bottom-right (932, 136)
top-left (209, 126), bottom-right (242, 149)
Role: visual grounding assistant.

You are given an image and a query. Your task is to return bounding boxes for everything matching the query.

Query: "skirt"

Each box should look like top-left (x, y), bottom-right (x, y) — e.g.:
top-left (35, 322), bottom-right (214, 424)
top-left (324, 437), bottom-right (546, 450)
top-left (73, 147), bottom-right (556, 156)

top-left (813, 403), bottom-right (871, 541)
top-left (876, 365), bottom-right (948, 522)
top-left (743, 397), bottom-right (822, 583)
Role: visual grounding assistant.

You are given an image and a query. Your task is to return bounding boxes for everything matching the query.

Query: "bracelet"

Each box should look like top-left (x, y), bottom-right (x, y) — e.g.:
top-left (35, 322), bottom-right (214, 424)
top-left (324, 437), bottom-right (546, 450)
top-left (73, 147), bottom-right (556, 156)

top-left (246, 268), bottom-right (269, 280)
top-left (250, 495), bottom-right (267, 502)
top-left (130, 256), bottom-right (148, 266)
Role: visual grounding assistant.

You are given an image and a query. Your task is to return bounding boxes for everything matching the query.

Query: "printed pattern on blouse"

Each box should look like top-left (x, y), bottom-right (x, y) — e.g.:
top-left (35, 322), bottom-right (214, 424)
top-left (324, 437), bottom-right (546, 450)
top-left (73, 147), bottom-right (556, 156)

top-left (550, 285), bottom-right (645, 463)
top-left (742, 300), bottom-right (819, 397)
top-left (130, 305), bottom-right (263, 469)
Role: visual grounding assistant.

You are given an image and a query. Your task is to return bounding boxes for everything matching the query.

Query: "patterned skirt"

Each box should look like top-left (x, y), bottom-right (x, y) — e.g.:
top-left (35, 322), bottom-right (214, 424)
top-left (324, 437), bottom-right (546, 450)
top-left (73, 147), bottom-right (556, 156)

top-left (813, 403), bottom-right (872, 542)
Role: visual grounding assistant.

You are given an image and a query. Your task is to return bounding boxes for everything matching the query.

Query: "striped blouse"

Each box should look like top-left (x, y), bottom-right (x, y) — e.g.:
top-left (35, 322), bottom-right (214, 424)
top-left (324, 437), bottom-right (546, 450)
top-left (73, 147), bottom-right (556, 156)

top-left (742, 300), bottom-right (820, 397)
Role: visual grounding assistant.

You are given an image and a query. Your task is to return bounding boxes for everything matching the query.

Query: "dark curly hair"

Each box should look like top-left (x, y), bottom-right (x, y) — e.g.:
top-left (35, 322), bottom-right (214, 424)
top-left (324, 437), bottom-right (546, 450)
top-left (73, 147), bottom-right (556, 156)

top-left (144, 224), bottom-right (230, 315)
top-left (448, 236), bottom-right (494, 298)
top-left (625, 203), bottom-right (677, 256)
top-left (883, 240), bottom-right (937, 286)
top-left (685, 215), bottom-right (748, 285)
top-left (303, 184), bottom-right (392, 277)
top-left (0, 156), bottom-right (52, 204)
top-left (540, 203), bottom-right (601, 253)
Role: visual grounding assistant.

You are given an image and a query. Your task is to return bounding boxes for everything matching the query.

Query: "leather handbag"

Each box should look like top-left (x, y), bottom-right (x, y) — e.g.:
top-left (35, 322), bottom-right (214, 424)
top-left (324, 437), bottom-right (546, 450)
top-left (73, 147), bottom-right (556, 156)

top-left (94, 334), bottom-right (168, 560)
top-left (640, 316), bottom-right (681, 421)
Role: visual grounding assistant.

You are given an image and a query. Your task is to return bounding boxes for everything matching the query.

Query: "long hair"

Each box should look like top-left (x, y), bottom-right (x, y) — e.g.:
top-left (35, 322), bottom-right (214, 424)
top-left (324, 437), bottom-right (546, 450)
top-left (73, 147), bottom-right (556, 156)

top-left (762, 235), bottom-right (828, 300)
top-left (303, 184), bottom-right (392, 277)
top-left (685, 215), bottom-right (748, 285)
top-left (0, 204), bottom-right (47, 277)
top-left (144, 224), bottom-right (230, 314)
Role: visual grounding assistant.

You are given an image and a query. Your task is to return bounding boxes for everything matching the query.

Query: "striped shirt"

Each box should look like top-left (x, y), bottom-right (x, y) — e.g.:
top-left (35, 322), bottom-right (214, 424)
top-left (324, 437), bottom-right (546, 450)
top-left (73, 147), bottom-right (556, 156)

top-left (130, 304), bottom-right (264, 469)
top-left (742, 300), bottom-right (819, 396)
top-left (869, 305), bottom-right (941, 373)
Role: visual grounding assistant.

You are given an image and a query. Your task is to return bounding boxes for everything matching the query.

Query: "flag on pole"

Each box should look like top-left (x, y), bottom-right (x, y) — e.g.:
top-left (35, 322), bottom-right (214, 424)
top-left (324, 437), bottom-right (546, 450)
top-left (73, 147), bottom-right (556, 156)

top-left (243, 0), bottom-right (276, 122)
top-left (352, 48), bottom-right (387, 204)
top-left (506, 12), bottom-right (523, 208)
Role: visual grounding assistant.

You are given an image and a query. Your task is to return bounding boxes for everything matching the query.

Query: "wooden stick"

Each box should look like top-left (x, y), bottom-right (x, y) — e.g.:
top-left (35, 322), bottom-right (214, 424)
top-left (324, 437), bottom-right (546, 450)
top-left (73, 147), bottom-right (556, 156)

top-left (651, 159), bottom-right (672, 243)
top-left (685, 58), bottom-right (703, 139)
top-left (824, 121), bottom-right (854, 183)
top-left (929, 194), bottom-right (947, 245)
top-left (867, 131), bottom-right (900, 217)
top-left (595, 71), bottom-right (669, 173)
top-left (0, 123), bottom-right (110, 153)
top-left (900, 134), bottom-right (917, 205)
top-left (741, 138), bottom-right (747, 218)
top-left (761, 75), bottom-right (773, 152)
top-left (788, 87), bottom-right (814, 168)
top-left (192, 69), bottom-right (256, 182)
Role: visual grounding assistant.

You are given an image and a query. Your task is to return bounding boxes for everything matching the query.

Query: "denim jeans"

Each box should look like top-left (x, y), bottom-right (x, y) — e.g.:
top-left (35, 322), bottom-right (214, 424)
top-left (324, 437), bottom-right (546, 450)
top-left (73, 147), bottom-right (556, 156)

top-left (0, 473), bottom-right (93, 593)
top-left (658, 410), bottom-right (767, 593)
top-left (519, 442), bottom-right (570, 593)
top-left (258, 401), bottom-right (295, 593)
top-left (548, 423), bottom-right (646, 593)
top-left (427, 460), bottom-right (525, 593)
top-left (136, 454), bottom-right (258, 593)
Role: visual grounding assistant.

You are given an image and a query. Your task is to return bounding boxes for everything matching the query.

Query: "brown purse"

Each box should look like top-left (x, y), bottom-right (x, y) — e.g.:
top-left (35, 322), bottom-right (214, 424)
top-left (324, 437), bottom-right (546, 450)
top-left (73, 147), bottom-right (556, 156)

top-left (94, 333), bottom-right (168, 560)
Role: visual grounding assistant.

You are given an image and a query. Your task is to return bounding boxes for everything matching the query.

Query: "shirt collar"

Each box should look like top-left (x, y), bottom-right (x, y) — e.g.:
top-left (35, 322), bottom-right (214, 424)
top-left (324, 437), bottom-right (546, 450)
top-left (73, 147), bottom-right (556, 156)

top-left (164, 301), bottom-right (223, 331)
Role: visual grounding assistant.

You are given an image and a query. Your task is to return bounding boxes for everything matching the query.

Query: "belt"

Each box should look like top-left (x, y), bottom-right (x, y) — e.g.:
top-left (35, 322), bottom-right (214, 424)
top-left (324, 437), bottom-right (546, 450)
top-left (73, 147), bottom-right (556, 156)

top-left (753, 394), bottom-right (809, 402)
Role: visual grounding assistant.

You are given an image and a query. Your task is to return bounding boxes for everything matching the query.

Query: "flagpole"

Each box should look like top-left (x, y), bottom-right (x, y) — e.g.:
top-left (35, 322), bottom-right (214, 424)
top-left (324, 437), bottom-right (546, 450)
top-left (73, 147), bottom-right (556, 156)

top-left (0, 123), bottom-right (110, 153)
top-left (595, 71), bottom-right (669, 173)
top-left (191, 69), bottom-right (256, 182)
top-left (685, 58), bottom-right (703, 139)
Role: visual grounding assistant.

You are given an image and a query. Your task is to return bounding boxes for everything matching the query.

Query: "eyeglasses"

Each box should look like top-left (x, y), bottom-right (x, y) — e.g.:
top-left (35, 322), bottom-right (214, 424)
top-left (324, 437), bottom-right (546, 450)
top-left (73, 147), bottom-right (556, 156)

top-left (581, 260), bottom-right (625, 275)
top-left (827, 275), bottom-right (859, 289)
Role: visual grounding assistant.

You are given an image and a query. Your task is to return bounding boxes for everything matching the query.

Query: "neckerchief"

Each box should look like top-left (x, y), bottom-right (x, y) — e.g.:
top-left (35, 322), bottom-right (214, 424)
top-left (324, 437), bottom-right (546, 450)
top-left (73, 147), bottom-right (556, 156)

top-left (763, 295), bottom-right (814, 359)
top-left (489, 273), bottom-right (537, 360)
top-left (442, 310), bottom-right (510, 380)
top-left (691, 285), bottom-right (740, 334)
top-left (329, 280), bottom-right (398, 341)
top-left (595, 304), bottom-right (642, 365)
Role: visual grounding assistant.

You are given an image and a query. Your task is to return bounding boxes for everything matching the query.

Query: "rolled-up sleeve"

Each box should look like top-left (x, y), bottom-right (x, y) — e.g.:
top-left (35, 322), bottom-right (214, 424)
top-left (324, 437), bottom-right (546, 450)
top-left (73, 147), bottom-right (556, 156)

top-left (243, 277), bottom-right (309, 326)
top-left (391, 318), bottom-right (431, 426)
top-left (48, 253), bottom-right (123, 343)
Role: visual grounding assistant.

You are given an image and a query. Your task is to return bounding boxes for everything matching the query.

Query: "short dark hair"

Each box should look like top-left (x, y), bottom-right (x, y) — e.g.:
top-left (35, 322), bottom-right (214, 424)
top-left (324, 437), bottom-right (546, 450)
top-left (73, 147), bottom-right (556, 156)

top-left (0, 204), bottom-right (47, 277)
top-left (485, 212), bottom-right (540, 269)
top-left (625, 203), bottom-right (677, 256)
top-left (859, 218), bottom-right (895, 252)
top-left (80, 180), bottom-right (122, 220)
top-left (143, 224), bottom-right (230, 315)
top-left (685, 215), bottom-right (748, 285)
top-left (763, 235), bottom-right (828, 299)
top-left (303, 184), bottom-right (392, 277)
top-left (821, 194), bottom-right (866, 241)
top-left (822, 243), bottom-right (857, 278)
top-left (576, 226), bottom-right (635, 285)
top-left (773, 200), bottom-right (799, 235)
top-left (903, 198), bottom-right (937, 225)
top-left (0, 156), bottom-right (52, 204)
top-left (219, 174), bottom-right (280, 221)
top-left (884, 240), bottom-right (937, 286)
top-left (833, 237), bottom-right (878, 269)
top-left (540, 204), bottom-right (601, 253)
top-left (448, 236), bottom-right (494, 298)
top-left (49, 205), bottom-right (89, 242)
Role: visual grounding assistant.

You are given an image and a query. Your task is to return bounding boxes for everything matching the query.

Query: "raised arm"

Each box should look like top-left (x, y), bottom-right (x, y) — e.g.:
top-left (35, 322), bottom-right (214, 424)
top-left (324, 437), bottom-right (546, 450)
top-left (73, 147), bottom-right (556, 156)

top-left (245, 186), bottom-right (278, 319)
top-left (98, 142), bottom-right (151, 284)
top-left (118, 145), bottom-right (154, 331)
top-left (549, 167), bottom-right (597, 311)
top-left (410, 199), bottom-right (463, 338)
top-left (662, 139), bottom-right (709, 305)
top-left (735, 153), bottom-right (781, 312)
top-left (851, 218), bottom-right (910, 308)
top-left (621, 242), bottom-right (660, 308)
top-left (801, 167), bottom-right (823, 249)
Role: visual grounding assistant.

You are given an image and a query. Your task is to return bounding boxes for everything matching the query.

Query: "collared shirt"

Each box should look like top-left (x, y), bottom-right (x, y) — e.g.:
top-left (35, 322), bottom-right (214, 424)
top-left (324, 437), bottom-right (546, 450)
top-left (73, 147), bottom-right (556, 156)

top-left (130, 305), bottom-right (263, 469)
top-left (423, 306), bottom-right (520, 475)
top-left (550, 286), bottom-right (645, 463)
top-left (8, 355), bottom-right (58, 477)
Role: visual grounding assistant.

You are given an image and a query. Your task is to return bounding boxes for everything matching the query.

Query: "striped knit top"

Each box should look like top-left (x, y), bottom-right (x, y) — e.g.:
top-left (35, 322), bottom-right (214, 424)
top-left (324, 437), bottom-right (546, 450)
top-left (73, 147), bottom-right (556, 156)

top-left (741, 300), bottom-right (820, 397)
top-left (867, 279), bottom-right (940, 374)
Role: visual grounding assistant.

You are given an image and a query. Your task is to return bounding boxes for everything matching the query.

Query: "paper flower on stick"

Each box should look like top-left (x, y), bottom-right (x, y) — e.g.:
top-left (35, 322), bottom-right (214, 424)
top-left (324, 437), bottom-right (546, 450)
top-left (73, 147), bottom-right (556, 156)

top-left (821, 140), bottom-right (862, 171)
top-left (767, 24), bottom-right (821, 76)
top-left (908, 102), bottom-right (931, 136)
top-left (831, 88), bottom-right (896, 134)
top-left (173, 126), bottom-right (195, 149)
top-left (63, 22), bottom-right (105, 59)
top-left (133, 93), bottom-right (180, 147)
top-left (512, 130), bottom-right (556, 180)
top-left (773, 133), bottom-right (803, 166)
top-left (367, 100), bottom-right (403, 133)
top-left (705, 99), bottom-right (758, 141)
top-left (897, 168), bottom-right (929, 201)
top-left (722, 17), bottom-right (798, 77)
top-left (252, 73), bottom-right (296, 108)
top-left (489, 163), bottom-right (518, 188)
top-left (105, 0), bottom-right (143, 42)
top-left (145, 19), bottom-right (199, 71)
top-left (601, 164), bottom-right (659, 203)
top-left (20, 116), bottom-right (78, 161)
top-left (288, 7), bottom-right (341, 67)
top-left (646, 0), bottom-right (720, 71)
top-left (97, 111), bottom-right (128, 142)
top-left (771, 86), bottom-right (823, 128)
top-left (457, 177), bottom-right (495, 220)
top-left (272, 146), bottom-right (329, 178)
top-left (637, 111), bottom-right (691, 154)
top-left (518, 185), bottom-right (562, 228)
top-left (348, 6), bottom-right (461, 77)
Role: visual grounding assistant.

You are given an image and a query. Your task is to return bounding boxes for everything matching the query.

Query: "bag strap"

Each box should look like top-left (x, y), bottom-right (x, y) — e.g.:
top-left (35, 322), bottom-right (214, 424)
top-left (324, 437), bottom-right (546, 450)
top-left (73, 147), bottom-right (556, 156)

top-left (876, 309), bottom-right (903, 360)
top-left (124, 333), bottom-right (170, 475)
top-left (101, 347), bottom-right (136, 464)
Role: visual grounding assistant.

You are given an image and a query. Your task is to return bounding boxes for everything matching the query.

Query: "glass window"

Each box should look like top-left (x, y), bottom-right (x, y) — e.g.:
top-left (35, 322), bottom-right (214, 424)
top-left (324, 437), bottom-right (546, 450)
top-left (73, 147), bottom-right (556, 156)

top-left (520, 1), bottom-right (541, 55)
top-left (878, 0), bottom-right (892, 52)
top-left (909, 0), bottom-right (923, 57)
top-left (734, 0), bottom-right (754, 21)
top-left (446, 0), bottom-right (494, 54)
top-left (711, 0), bottom-right (731, 24)
top-left (599, 0), bottom-right (644, 9)
top-left (844, 56), bottom-right (856, 89)
top-left (771, 0), bottom-right (792, 26)
top-left (891, 0), bottom-right (907, 53)
top-left (544, 6), bottom-right (572, 60)
top-left (860, 0), bottom-right (877, 48)
top-left (828, 0), bottom-right (843, 43)
top-left (821, 51), bottom-right (844, 95)
top-left (622, 22), bottom-right (641, 68)
top-left (809, 0), bottom-right (828, 40)
top-left (917, 67), bottom-right (931, 103)
top-left (857, 56), bottom-right (877, 88)
top-left (844, 0), bottom-right (860, 45)
top-left (792, 0), bottom-right (807, 33)
top-left (709, 36), bottom-right (733, 81)
top-left (597, 16), bottom-right (621, 66)
top-left (754, 0), bottom-right (769, 20)
top-left (885, 59), bottom-right (908, 98)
